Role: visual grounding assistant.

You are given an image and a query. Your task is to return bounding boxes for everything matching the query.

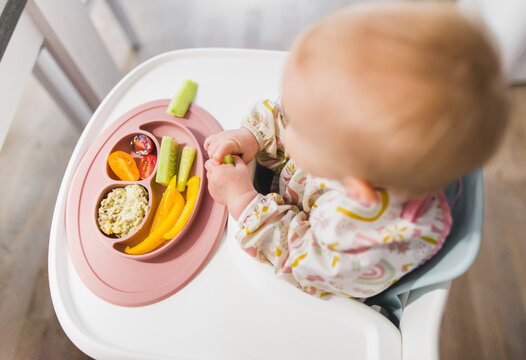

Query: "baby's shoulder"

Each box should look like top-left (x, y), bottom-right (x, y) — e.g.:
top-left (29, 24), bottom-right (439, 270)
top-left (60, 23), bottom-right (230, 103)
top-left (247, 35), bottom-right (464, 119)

top-left (313, 188), bottom-right (448, 230)
top-left (311, 190), bottom-right (451, 251)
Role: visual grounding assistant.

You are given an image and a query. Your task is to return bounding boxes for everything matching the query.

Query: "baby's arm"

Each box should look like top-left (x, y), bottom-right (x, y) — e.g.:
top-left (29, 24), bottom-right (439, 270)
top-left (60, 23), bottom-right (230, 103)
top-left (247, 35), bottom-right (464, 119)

top-left (241, 99), bottom-right (289, 173)
top-left (204, 99), bottom-right (286, 170)
top-left (204, 98), bottom-right (288, 218)
top-left (205, 155), bottom-right (258, 220)
top-left (237, 190), bottom-right (446, 298)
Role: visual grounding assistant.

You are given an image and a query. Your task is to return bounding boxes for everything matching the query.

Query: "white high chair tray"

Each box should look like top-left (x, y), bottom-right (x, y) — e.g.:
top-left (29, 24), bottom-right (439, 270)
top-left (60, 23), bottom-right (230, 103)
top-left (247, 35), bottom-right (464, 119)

top-left (49, 48), bottom-right (401, 360)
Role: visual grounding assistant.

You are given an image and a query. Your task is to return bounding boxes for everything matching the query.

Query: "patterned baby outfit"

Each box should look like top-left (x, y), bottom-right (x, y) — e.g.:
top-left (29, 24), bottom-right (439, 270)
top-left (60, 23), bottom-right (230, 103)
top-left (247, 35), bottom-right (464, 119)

top-left (237, 99), bottom-right (453, 298)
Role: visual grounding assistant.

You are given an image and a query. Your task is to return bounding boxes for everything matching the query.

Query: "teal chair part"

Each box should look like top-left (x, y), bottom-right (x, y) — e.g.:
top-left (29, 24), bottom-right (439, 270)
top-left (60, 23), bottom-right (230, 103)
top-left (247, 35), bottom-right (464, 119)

top-left (364, 169), bottom-right (484, 326)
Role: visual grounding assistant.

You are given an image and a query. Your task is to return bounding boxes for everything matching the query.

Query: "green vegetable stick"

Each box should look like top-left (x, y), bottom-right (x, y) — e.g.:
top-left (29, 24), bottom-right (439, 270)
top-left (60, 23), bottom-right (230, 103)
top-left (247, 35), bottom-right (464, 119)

top-left (222, 154), bottom-right (234, 164)
top-left (156, 136), bottom-right (178, 186)
top-left (177, 146), bottom-right (197, 192)
top-left (167, 80), bottom-right (198, 117)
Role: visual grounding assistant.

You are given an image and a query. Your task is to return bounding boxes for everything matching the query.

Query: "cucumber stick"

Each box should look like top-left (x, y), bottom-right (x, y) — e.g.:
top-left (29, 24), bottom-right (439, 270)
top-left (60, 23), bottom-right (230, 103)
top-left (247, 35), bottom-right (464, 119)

top-left (177, 146), bottom-right (197, 192)
top-left (167, 80), bottom-right (198, 117)
top-left (155, 136), bottom-right (178, 186)
top-left (222, 154), bottom-right (234, 164)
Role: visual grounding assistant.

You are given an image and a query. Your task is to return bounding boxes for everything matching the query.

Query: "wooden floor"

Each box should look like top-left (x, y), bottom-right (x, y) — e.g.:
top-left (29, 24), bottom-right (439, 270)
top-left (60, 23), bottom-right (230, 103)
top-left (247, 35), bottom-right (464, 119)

top-left (0, 0), bottom-right (524, 359)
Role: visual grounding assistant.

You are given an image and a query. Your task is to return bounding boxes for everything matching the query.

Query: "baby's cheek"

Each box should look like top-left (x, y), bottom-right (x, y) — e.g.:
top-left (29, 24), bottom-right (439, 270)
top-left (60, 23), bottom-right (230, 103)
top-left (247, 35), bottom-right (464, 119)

top-left (303, 152), bottom-right (347, 180)
top-left (282, 128), bottom-right (292, 154)
top-left (284, 127), bottom-right (307, 164)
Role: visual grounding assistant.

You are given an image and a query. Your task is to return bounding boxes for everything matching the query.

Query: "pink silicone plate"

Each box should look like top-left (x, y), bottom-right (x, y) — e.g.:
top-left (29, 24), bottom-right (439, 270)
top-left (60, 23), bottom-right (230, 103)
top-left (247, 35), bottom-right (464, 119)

top-left (65, 100), bottom-right (228, 306)
top-left (98, 121), bottom-right (204, 260)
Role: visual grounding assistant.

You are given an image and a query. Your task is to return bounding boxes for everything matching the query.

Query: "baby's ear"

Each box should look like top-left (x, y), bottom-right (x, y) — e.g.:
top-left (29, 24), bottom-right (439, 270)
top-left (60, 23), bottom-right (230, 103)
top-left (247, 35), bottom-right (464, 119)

top-left (342, 177), bottom-right (380, 205)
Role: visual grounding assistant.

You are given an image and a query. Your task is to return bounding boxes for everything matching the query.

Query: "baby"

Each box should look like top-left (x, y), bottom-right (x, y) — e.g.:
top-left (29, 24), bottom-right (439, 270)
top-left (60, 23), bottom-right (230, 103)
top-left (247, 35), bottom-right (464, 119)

top-left (204, 2), bottom-right (507, 298)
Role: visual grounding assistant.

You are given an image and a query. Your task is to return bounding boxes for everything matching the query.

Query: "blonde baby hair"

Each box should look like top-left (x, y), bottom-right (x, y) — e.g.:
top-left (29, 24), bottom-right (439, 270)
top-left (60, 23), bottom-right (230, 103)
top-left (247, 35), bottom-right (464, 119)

top-left (286, 1), bottom-right (508, 197)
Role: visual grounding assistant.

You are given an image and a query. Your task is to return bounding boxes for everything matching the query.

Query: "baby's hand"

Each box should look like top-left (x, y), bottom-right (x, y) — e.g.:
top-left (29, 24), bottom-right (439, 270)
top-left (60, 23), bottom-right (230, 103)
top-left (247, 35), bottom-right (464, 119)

top-left (205, 155), bottom-right (257, 220)
top-left (204, 128), bottom-right (258, 164)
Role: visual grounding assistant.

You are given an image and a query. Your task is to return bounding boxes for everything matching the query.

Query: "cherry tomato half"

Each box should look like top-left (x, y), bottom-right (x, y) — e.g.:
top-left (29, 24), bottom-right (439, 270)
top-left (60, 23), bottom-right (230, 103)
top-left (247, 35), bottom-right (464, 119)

top-left (108, 151), bottom-right (140, 181)
top-left (131, 135), bottom-right (154, 155)
top-left (139, 154), bottom-right (157, 179)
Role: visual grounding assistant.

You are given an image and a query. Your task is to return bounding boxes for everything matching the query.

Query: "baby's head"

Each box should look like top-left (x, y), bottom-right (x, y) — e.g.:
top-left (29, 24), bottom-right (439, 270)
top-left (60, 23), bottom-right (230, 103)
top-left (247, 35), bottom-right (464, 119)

top-left (281, 1), bottom-right (508, 201)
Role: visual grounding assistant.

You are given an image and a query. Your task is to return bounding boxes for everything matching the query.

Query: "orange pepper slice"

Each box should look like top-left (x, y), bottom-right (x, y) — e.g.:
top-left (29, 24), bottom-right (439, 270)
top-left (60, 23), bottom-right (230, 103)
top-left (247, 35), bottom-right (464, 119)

top-left (124, 190), bottom-right (185, 255)
top-left (163, 176), bottom-right (200, 240)
top-left (108, 151), bottom-right (140, 181)
top-left (150, 175), bottom-right (178, 234)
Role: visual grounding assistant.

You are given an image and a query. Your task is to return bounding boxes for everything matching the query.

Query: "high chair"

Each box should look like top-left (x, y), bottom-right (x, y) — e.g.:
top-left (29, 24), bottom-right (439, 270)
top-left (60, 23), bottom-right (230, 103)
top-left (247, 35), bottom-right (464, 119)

top-left (365, 170), bottom-right (483, 327)
top-left (49, 48), bottom-right (483, 360)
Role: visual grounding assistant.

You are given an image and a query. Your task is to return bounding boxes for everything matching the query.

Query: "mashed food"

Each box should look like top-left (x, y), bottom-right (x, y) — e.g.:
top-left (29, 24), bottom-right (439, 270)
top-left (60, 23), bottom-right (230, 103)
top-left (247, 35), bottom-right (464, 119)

top-left (97, 184), bottom-right (148, 237)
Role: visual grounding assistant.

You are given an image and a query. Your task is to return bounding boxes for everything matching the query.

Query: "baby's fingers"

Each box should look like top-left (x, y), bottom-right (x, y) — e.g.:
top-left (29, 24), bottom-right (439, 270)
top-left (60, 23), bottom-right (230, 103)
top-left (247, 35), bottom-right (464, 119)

top-left (212, 141), bottom-right (238, 164)
top-left (233, 155), bottom-right (245, 167)
top-left (204, 134), bottom-right (218, 152)
top-left (204, 159), bottom-right (217, 173)
top-left (207, 140), bottom-right (221, 161)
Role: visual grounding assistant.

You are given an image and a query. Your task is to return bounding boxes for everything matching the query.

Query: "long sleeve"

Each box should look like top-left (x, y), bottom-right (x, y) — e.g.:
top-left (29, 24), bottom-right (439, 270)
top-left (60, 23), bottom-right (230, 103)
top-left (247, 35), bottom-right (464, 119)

top-left (236, 184), bottom-right (452, 299)
top-left (241, 99), bottom-right (288, 173)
